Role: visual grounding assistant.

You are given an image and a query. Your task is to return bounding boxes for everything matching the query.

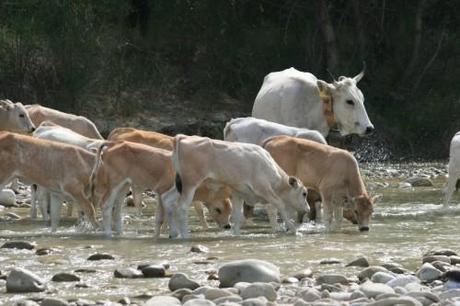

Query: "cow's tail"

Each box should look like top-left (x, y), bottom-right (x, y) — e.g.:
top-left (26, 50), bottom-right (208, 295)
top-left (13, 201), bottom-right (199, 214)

top-left (88, 141), bottom-right (108, 202)
top-left (172, 134), bottom-right (187, 194)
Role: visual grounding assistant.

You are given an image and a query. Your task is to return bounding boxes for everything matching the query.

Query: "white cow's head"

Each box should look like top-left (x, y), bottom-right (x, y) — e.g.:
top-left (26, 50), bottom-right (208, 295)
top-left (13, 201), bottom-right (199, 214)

top-left (0, 99), bottom-right (35, 133)
top-left (317, 68), bottom-right (374, 136)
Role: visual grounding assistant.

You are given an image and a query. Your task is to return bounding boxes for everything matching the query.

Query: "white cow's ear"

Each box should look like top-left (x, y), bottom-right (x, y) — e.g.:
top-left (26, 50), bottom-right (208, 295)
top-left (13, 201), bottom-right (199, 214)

top-left (288, 176), bottom-right (299, 188)
top-left (0, 100), bottom-right (13, 111)
top-left (338, 76), bottom-right (346, 81)
top-left (317, 80), bottom-right (333, 95)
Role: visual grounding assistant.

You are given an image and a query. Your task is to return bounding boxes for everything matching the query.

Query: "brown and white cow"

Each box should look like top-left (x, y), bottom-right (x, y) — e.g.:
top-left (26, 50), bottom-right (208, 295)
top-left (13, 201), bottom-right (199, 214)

top-left (0, 132), bottom-right (98, 231)
top-left (107, 127), bottom-right (232, 229)
top-left (26, 104), bottom-right (103, 139)
top-left (89, 140), bottom-right (232, 236)
top-left (263, 135), bottom-right (374, 232)
top-left (165, 135), bottom-right (309, 238)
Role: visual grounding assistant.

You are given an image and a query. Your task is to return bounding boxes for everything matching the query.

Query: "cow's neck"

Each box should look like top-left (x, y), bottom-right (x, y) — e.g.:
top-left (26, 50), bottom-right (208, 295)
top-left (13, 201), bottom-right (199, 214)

top-left (319, 90), bottom-right (337, 131)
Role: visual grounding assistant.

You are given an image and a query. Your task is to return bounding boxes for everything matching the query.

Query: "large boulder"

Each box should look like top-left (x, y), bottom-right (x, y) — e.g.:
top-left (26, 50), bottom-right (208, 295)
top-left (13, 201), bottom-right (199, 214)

top-left (6, 268), bottom-right (46, 293)
top-left (218, 259), bottom-right (280, 287)
top-left (0, 189), bottom-right (16, 207)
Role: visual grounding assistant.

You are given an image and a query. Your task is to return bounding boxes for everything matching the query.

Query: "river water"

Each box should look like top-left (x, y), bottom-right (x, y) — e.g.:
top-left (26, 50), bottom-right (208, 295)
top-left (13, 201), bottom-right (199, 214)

top-left (0, 162), bottom-right (459, 304)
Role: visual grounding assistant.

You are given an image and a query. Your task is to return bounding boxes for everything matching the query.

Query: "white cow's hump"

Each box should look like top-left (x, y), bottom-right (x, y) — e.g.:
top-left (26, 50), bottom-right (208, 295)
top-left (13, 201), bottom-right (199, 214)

top-left (263, 67), bottom-right (317, 87)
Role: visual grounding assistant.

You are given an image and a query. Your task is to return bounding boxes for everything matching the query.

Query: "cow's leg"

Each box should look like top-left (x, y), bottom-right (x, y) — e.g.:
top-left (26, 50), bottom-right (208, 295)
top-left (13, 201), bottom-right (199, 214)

top-left (193, 201), bottom-right (209, 229)
top-left (49, 193), bottom-right (62, 232)
top-left (175, 187), bottom-right (197, 239)
top-left (266, 204), bottom-right (280, 232)
top-left (271, 199), bottom-right (297, 234)
top-left (159, 187), bottom-right (179, 238)
top-left (30, 184), bottom-right (38, 218)
top-left (243, 203), bottom-right (255, 226)
top-left (37, 187), bottom-right (51, 221)
top-left (132, 185), bottom-right (144, 216)
top-left (113, 184), bottom-right (129, 234)
top-left (231, 194), bottom-right (246, 235)
top-left (321, 195), bottom-right (334, 232)
top-left (73, 190), bottom-right (99, 231)
top-left (332, 198), bottom-right (343, 231)
top-left (65, 202), bottom-right (73, 217)
top-left (314, 201), bottom-right (322, 223)
top-left (445, 167), bottom-right (459, 207)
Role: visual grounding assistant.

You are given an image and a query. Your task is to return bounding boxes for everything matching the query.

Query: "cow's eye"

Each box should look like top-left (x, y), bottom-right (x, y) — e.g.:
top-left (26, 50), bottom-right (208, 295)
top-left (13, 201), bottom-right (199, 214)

top-left (19, 114), bottom-right (25, 118)
top-left (346, 100), bottom-right (355, 106)
top-left (215, 208), bottom-right (222, 214)
top-left (302, 192), bottom-right (307, 197)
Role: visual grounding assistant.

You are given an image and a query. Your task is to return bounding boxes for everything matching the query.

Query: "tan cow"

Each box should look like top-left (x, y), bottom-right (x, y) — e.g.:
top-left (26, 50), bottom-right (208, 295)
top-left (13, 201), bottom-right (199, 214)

top-left (107, 127), bottom-right (232, 229)
top-left (26, 104), bottom-right (103, 139)
top-left (165, 135), bottom-right (309, 239)
top-left (89, 141), bottom-right (232, 236)
top-left (0, 100), bottom-right (35, 133)
top-left (0, 132), bottom-right (98, 231)
top-left (263, 135), bottom-right (374, 232)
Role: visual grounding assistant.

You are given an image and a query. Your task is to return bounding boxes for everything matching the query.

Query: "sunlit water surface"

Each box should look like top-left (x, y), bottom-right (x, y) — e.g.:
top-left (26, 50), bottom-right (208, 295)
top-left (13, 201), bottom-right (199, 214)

top-left (0, 162), bottom-right (459, 304)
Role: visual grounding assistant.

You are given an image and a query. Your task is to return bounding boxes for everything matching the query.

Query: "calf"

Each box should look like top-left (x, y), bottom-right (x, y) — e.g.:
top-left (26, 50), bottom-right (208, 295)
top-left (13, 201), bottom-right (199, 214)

top-left (166, 135), bottom-right (309, 238)
top-left (263, 135), bottom-right (374, 232)
top-left (0, 99), bottom-right (35, 133)
top-left (0, 132), bottom-right (98, 231)
top-left (107, 127), bottom-right (232, 229)
top-left (89, 141), bottom-right (232, 236)
top-left (445, 131), bottom-right (460, 206)
top-left (26, 104), bottom-right (103, 139)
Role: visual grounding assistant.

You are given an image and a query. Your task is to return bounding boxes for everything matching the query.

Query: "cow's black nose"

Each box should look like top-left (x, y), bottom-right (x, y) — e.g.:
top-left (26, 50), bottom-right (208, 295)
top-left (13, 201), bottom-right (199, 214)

top-left (365, 126), bottom-right (374, 135)
top-left (31, 127), bottom-right (36, 132)
top-left (223, 224), bottom-right (231, 229)
top-left (359, 226), bottom-right (369, 232)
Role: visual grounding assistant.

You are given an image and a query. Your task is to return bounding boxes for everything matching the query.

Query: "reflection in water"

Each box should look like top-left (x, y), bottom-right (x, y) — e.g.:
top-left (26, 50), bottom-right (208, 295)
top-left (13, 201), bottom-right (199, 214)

top-left (0, 163), bottom-right (459, 303)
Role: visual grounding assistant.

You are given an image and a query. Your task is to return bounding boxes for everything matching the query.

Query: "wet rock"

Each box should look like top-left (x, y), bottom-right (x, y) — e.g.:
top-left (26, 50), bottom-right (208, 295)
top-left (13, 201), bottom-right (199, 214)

top-left (141, 264), bottom-right (166, 278)
top-left (182, 294), bottom-right (205, 303)
top-left (394, 286), bottom-right (408, 295)
top-left (329, 292), bottom-right (352, 301)
top-left (422, 255), bottom-right (451, 264)
top-left (240, 282), bottom-right (277, 301)
top-left (321, 283), bottom-right (344, 292)
top-left (183, 300), bottom-right (216, 306)
top-left (319, 258), bottom-right (342, 265)
top-left (407, 291), bottom-right (440, 305)
top-left (241, 296), bottom-right (268, 306)
top-left (404, 177), bottom-right (433, 187)
top-left (118, 297), bottom-right (131, 305)
top-left (386, 275), bottom-right (420, 288)
top-left (75, 282), bottom-right (90, 288)
top-left (439, 289), bottom-right (460, 300)
top-left (358, 266), bottom-right (390, 281)
top-left (371, 271), bottom-right (396, 284)
top-left (450, 256), bottom-right (460, 265)
top-left (350, 290), bottom-right (366, 300)
top-left (445, 270), bottom-right (460, 289)
top-left (190, 245), bottom-right (209, 253)
top-left (203, 288), bottom-right (234, 300)
top-left (69, 298), bottom-right (96, 305)
top-left (0, 189), bottom-right (16, 207)
top-left (207, 271), bottom-right (219, 281)
top-left (87, 253), bottom-right (115, 261)
top-left (416, 263), bottom-right (442, 282)
top-left (41, 297), bottom-right (69, 306)
top-left (213, 295), bottom-right (243, 304)
top-left (399, 182), bottom-right (413, 189)
top-left (114, 267), bottom-right (143, 278)
top-left (35, 248), bottom-right (54, 256)
top-left (282, 277), bottom-right (299, 284)
top-left (16, 301), bottom-right (40, 306)
top-left (431, 260), bottom-right (451, 272)
top-left (218, 259), bottom-right (280, 287)
top-left (381, 262), bottom-right (409, 274)
top-left (52, 272), bottom-right (80, 282)
top-left (6, 268), bottom-right (46, 293)
top-left (346, 256), bottom-right (370, 268)
top-left (360, 280), bottom-right (395, 298)
top-left (74, 268), bottom-right (97, 273)
top-left (169, 272), bottom-right (200, 291)
top-left (291, 268), bottom-right (313, 280)
top-left (425, 249), bottom-right (458, 257)
top-left (5, 212), bottom-right (21, 220)
top-left (316, 273), bottom-right (348, 285)
top-left (145, 296), bottom-right (181, 306)
top-left (1, 241), bottom-right (36, 250)
top-left (171, 288), bottom-right (193, 301)
top-left (137, 261), bottom-right (170, 270)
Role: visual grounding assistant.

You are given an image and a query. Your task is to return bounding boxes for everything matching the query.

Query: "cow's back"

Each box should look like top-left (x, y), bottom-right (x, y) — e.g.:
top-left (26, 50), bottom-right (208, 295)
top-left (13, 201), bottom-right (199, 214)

top-left (108, 128), bottom-right (173, 151)
top-left (26, 105), bottom-right (103, 139)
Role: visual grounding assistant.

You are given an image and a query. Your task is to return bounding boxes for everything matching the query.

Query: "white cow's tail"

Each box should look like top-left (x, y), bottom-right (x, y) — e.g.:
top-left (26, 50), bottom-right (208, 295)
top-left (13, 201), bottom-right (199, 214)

top-left (89, 141), bottom-right (108, 202)
top-left (172, 134), bottom-right (187, 194)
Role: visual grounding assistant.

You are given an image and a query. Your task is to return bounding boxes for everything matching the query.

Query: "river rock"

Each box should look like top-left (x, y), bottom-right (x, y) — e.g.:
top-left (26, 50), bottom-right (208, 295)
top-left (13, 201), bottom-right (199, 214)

top-left (319, 258), bottom-right (342, 265)
top-left (182, 294), bottom-right (205, 303)
top-left (350, 290), bottom-right (366, 300)
top-left (450, 256), bottom-right (460, 265)
top-left (169, 272), bottom-right (200, 291)
top-left (118, 297), bottom-right (131, 305)
top-left (316, 273), bottom-right (348, 285)
top-left (291, 268), bottom-right (313, 280)
top-left (114, 267), bottom-right (143, 278)
top-left (5, 212), bottom-right (21, 220)
top-left (346, 256), bottom-right (370, 267)
top-left (371, 271), bottom-right (396, 283)
top-left (282, 277), bottom-right (300, 284)
top-left (360, 280), bottom-right (395, 298)
top-left (416, 263), bottom-right (442, 282)
top-left (241, 296), bottom-right (268, 306)
top-left (191, 245), bottom-right (209, 253)
top-left (171, 288), bottom-right (193, 301)
top-left (358, 266), bottom-right (390, 281)
top-left (0, 189), bottom-right (16, 207)
top-left (16, 301), bottom-right (40, 306)
top-left (404, 177), bottom-right (433, 187)
top-left (422, 255), bottom-right (451, 264)
top-left (439, 289), bottom-right (460, 300)
top-left (381, 262), bottom-right (409, 274)
top-left (203, 288), bottom-right (234, 300)
top-left (213, 295), bottom-right (243, 304)
top-left (183, 300), bottom-right (216, 306)
top-left (431, 260), bottom-right (451, 272)
top-left (6, 268), bottom-right (46, 293)
top-left (296, 288), bottom-right (321, 302)
top-left (36, 248), bottom-right (54, 256)
top-left (137, 260), bottom-right (170, 270)
top-left (41, 297), bottom-right (69, 306)
top-left (1, 241), bottom-right (36, 250)
top-left (141, 265), bottom-right (166, 277)
top-left (240, 282), bottom-right (277, 301)
top-left (425, 249), bottom-right (458, 257)
top-left (52, 272), bottom-right (80, 282)
top-left (145, 296), bottom-right (181, 306)
top-left (407, 291), bottom-right (440, 305)
top-left (386, 275), bottom-right (420, 288)
top-left (218, 259), bottom-right (280, 287)
top-left (87, 253), bottom-right (115, 261)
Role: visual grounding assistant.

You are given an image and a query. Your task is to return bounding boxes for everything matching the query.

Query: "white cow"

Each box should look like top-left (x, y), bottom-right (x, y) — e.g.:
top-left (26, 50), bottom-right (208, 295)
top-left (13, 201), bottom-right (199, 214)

top-left (0, 99), bottom-right (36, 133)
top-left (445, 131), bottom-right (460, 207)
top-left (223, 117), bottom-right (327, 145)
top-left (252, 67), bottom-right (374, 137)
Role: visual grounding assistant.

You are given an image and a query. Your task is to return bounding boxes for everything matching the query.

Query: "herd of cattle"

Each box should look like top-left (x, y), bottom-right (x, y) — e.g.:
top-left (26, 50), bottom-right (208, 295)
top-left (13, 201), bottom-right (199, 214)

top-left (0, 67), bottom-right (457, 239)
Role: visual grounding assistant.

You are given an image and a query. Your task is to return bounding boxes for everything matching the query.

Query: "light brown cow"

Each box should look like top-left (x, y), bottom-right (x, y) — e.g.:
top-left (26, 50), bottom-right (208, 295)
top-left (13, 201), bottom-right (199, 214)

top-left (0, 100), bottom-right (35, 133)
top-left (90, 141), bottom-right (232, 236)
top-left (263, 135), bottom-right (374, 232)
top-left (107, 127), bottom-right (232, 229)
top-left (165, 135), bottom-right (309, 239)
top-left (0, 132), bottom-right (98, 231)
top-left (26, 104), bottom-right (103, 139)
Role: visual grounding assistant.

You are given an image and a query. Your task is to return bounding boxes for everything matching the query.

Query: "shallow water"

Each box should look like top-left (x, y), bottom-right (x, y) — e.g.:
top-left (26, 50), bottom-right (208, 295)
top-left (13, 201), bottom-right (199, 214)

top-left (1, 162), bottom-right (460, 304)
